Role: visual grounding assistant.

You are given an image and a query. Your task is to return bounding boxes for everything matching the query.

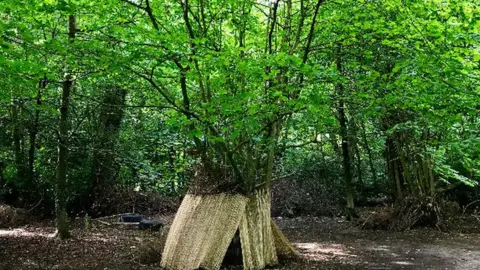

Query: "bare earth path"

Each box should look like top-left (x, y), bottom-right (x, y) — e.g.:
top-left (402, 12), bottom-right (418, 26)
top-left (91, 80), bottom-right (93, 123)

top-left (1, 216), bottom-right (480, 269)
top-left (276, 217), bottom-right (480, 269)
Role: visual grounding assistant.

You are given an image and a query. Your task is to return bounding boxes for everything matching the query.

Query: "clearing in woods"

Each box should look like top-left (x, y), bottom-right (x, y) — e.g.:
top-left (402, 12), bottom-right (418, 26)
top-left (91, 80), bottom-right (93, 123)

top-left (1, 215), bottom-right (480, 270)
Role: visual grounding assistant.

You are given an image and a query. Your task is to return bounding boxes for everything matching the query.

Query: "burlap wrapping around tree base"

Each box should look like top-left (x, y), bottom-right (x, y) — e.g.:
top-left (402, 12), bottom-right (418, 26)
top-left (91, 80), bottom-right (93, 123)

top-left (161, 189), bottom-right (289, 270)
top-left (239, 188), bottom-right (278, 270)
top-left (160, 193), bottom-right (248, 270)
top-left (271, 219), bottom-right (300, 259)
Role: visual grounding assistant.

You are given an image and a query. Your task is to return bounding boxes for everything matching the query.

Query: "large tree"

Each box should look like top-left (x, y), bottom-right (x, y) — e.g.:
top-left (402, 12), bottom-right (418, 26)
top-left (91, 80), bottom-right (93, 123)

top-left (101, 0), bottom-right (326, 267)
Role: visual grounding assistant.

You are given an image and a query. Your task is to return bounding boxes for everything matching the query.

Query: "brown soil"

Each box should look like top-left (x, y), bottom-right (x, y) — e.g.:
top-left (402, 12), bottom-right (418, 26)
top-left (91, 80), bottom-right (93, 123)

top-left (275, 216), bottom-right (480, 269)
top-left (1, 215), bottom-right (480, 269)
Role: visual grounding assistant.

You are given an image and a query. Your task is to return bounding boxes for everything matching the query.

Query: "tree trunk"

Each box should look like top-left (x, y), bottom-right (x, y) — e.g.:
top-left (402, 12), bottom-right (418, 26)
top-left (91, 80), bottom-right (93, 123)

top-left (386, 134), bottom-right (403, 200)
top-left (11, 98), bottom-right (26, 185)
top-left (355, 144), bottom-right (363, 185)
top-left (361, 122), bottom-right (378, 190)
top-left (383, 113), bottom-right (435, 200)
top-left (28, 79), bottom-right (44, 188)
top-left (338, 101), bottom-right (356, 219)
top-left (56, 76), bottom-right (72, 239)
top-left (336, 48), bottom-right (357, 219)
top-left (87, 87), bottom-right (127, 214)
top-left (55, 15), bottom-right (76, 239)
top-left (0, 157), bottom-right (4, 187)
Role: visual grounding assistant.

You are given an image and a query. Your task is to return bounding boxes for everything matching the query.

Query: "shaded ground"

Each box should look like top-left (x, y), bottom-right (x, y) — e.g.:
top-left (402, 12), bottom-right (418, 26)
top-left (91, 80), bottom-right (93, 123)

top-left (276, 216), bottom-right (480, 269)
top-left (1, 215), bottom-right (480, 269)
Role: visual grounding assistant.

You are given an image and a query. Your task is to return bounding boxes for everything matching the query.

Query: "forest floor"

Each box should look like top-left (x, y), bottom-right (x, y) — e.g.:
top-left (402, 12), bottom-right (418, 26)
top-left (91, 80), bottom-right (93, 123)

top-left (1, 212), bottom-right (480, 269)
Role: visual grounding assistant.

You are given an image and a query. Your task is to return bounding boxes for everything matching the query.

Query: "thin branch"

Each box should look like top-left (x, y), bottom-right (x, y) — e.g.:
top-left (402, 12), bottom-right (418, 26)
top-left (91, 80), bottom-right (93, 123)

top-left (144, 0), bottom-right (159, 31)
top-left (302, 0), bottom-right (325, 64)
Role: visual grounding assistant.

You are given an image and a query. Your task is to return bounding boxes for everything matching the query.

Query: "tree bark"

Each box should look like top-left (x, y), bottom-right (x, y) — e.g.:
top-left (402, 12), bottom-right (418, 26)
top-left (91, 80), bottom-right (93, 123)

top-left (0, 157), bottom-right (4, 187)
top-left (336, 48), bottom-right (357, 219)
top-left (338, 100), bottom-right (356, 218)
top-left (11, 98), bottom-right (26, 184)
top-left (361, 122), bottom-right (378, 190)
top-left (55, 15), bottom-right (76, 239)
top-left (386, 134), bottom-right (403, 200)
top-left (28, 78), bottom-right (45, 188)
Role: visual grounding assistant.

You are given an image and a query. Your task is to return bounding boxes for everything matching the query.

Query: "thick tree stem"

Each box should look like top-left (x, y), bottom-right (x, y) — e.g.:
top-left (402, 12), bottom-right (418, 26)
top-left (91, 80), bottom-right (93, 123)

top-left (55, 14), bottom-right (76, 239)
top-left (56, 77), bottom-right (72, 239)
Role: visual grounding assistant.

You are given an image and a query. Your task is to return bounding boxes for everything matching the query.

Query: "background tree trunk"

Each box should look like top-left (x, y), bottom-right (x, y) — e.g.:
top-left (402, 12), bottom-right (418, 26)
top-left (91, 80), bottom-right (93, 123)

top-left (87, 87), bottom-right (127, 214)
top-left (338, 99), bottom-right (356, 219)
top-left (336, 48), bottom-right (357, 219)
top-left (28, 79), bottom-right (44, 190)
top-left (11, 98), bottom-right (26, 185)
top-left (361, 122), bottom-right (378, 190)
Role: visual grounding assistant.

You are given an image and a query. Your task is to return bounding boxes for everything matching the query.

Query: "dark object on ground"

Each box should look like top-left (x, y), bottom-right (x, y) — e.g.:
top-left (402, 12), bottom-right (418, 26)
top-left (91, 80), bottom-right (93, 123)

top-left (139, 220), bottom-right (163, 231)
top-left (119, 215), bottom-right (142, 223)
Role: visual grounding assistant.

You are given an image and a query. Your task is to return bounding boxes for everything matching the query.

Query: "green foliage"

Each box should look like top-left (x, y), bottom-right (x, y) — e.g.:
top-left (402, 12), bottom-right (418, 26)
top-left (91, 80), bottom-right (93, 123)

top-left (0, 0), bottom-right (478, 215)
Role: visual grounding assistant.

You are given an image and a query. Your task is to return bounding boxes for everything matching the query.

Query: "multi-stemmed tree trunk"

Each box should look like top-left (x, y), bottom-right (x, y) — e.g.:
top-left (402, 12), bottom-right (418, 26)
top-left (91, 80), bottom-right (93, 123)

top-left (119, 0), bottom-right (324, 268)
top-left (55, 14), bottom-right (76, 239)
top-left (383, 113), bottom-right (436, 200)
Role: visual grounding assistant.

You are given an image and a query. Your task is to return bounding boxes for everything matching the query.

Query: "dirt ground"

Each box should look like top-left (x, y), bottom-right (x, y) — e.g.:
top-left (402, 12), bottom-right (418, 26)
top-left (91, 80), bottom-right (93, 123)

top-left (1, 215), bottom-right (480, 270)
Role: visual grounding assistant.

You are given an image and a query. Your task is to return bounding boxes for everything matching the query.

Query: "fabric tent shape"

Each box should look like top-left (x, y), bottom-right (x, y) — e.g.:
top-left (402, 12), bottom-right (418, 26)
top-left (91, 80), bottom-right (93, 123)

top-left (161, 189), bottom-right (297, 270)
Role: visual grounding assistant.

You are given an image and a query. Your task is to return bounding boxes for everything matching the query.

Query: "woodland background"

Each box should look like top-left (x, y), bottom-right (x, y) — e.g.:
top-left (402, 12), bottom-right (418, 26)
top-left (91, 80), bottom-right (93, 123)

top-left (0, 0), bottom-right (479, 237)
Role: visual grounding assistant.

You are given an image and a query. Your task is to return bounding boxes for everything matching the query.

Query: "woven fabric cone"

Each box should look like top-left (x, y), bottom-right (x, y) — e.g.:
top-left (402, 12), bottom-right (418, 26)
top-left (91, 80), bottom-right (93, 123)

top-left (271, 219), bottom-right (299, 259)
top-left (161, 193), bottom-right (248, 270)
top-left (240, 188), bottom-right (278, 270)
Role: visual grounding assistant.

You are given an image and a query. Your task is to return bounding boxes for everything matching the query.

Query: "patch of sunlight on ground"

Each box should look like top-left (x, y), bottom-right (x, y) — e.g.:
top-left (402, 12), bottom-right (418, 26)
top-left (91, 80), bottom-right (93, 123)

top-left (83, 233), bottom-right (114, 243)
top-left (392, 261), bottom-right (415, 266)
top-left (295, 242), bottom-right (357, 261)
top-left (370, 245), bottom-right (390, 252)
top-left (0, 228), bottom-right (55, 238)
top-left (369, 245), bottom-right (402, 258)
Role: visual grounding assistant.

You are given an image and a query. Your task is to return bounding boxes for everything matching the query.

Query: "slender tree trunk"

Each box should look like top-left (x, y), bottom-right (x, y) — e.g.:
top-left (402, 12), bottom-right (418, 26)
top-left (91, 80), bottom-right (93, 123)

top-left (361, 122), bottom-right (378, 190)
top-left (56, 77), bottom-right (72, 239)
top-left (338, 100), bottom-right (356, 218)
top-left (55, 15), bottom-right (76, 239)
top-left (0, 157), bottom-right (4, 187)
top-left (28, 78), bottom-right (44, 187)
top-left (355, 144), bottom-right (363, 185)
top-left (351, 121), bottom-right (363, 185)
top-left (336, 48), bottom-right (357, 219)
top-left (168, 146), bottom-right (176, 193)
top-left (11, 98), bottom-right (26, 184)
top-left (386, 135), bottom-right (403, 200)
